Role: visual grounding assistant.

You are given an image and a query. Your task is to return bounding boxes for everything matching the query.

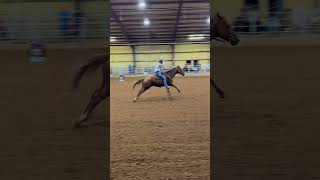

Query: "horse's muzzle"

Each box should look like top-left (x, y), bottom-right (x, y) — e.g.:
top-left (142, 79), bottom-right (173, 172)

top-left (229, 35), bottom-right (239, 46)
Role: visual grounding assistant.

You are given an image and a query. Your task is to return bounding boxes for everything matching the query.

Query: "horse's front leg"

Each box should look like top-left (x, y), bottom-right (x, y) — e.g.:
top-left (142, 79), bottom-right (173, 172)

top-left (170, 83), bottom-right (181, 93)
top-left (210, 78), bottom-right (225, 98)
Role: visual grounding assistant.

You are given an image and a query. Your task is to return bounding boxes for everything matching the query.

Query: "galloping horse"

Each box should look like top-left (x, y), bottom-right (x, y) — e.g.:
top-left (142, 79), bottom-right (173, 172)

top-left (211, 13), bottom-right (239, 98)
top-left (132, 66), bottom-right (185, 102)
top-left (70, 13), bottom-right (237, 126)
top-left (72, 54), bottom-right (109, 128)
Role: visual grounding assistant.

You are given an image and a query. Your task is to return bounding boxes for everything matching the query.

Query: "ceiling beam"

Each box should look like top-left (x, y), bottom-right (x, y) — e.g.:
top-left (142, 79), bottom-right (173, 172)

top-left (111, 29), bottom-right (210, 34)
top-left (111, 0), bottom-right (208, 6)
top-left (111, 18), bottom-right (209, 24)
top-left (111, 8), bottom-right (132, 43)
top-left (172, 0), bottom-right (184, 42)
top-left (109, 12), bottom-right (209, 17)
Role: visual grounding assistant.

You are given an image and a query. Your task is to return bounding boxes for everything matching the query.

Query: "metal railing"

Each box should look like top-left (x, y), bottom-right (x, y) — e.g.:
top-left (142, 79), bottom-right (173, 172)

top-left (0, 15), bottom-right (107, 42)
top-left (233, 9), bottom-right (320, 36)
top-left (3, 9), bottom-right (320, 43)
top-left (110, 64), bottom-right (210, 76)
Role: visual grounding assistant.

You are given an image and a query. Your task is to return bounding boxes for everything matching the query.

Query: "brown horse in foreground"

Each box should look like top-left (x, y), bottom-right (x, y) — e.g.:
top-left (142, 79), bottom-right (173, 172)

top-left (211, 13), bottom-right (239, 98)
top-left (132, 66), bottom-right (185, 102)
top-left (72, 54), bottom-right (109, 128)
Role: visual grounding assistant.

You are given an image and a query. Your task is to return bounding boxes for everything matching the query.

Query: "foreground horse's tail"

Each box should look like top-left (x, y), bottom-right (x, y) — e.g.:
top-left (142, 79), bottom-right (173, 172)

top-left (73, 54), bottom-right (107, 90)
top-left (132, 79), bottom-right (144, 90)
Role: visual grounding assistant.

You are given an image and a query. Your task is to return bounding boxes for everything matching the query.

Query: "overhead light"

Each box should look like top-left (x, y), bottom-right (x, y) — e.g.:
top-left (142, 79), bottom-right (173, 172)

top-left (138, 0), bottom-right (146, 9)
top-left (207, 17), bottom-right (210, 24)
top-left (144, 17), bottom-right (150, 26)
top-left (188, 34), bottom-right (206, 37)
top-left (188, 34), bottom-right (206, 40)
top-left (110, 37), bottom-right (117, 42)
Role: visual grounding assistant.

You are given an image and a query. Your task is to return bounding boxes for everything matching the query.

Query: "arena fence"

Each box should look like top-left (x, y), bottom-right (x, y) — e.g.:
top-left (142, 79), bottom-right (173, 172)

top-left (110, 43), bottom-right (210, 76)
top-left (2, 9), bottom-right (320, 43)
top-left (110, 64), bottom-right (210, 76)
top-left (0, 15), bottom-right (107, 42)
top-left (233, 9), bottom-right (320, 36)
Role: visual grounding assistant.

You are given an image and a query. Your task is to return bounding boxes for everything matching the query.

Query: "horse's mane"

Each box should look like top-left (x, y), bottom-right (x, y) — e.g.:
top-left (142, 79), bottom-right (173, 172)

top-left (163, 66), bottom-right (179, 74)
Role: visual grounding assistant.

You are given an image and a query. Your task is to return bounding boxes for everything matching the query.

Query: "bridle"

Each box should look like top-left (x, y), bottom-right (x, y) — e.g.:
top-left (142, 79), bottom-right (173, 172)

top-left (211, 16), bottom-right (227, 43)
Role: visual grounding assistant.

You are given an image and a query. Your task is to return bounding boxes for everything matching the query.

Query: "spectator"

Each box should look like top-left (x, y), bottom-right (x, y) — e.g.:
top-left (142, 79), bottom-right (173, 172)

top-left (269, 0), bottom-right (283, 18)
top-left (244, 0), bottom-right (260, 33)
top-left (71, 11), bottom-right (83, 36)
top-left (263, 0), bottom-right (283, 32)
top-left (0, 20), bottom-right (7, 40)
top-left (59, 11), bottom-right (71, 36)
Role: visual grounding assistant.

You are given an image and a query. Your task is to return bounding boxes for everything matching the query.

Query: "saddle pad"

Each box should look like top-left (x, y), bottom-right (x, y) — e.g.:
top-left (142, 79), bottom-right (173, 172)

top-left (154, 75), bottom-right (170, 81)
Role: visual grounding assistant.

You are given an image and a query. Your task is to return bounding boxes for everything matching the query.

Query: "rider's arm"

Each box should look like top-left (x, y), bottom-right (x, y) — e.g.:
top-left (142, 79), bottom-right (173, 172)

top-left (161, 64), bottom-right (170, 70)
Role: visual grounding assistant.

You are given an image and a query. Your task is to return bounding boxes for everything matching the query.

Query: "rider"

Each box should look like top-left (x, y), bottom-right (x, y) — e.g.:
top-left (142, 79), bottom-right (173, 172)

top-left (154, 59), bottom-right (170, 92)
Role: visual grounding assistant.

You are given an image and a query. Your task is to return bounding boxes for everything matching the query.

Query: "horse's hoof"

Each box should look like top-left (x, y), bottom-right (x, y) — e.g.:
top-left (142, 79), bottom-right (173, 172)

top-left (74, 114), bottom-right (87, 128)
top-left (74, 122), bottom-right (82, 128)
top-left (219, 93), bottom-right (226, 99)
top-left (133, 99), bottom-right (138, 103)
top-left (79, 114), bottom-right (87, 121)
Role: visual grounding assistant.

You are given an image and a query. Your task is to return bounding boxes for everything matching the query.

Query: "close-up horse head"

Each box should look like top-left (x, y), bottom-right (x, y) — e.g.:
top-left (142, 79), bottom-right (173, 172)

top-left (212, 13), bottom-right (239, 46)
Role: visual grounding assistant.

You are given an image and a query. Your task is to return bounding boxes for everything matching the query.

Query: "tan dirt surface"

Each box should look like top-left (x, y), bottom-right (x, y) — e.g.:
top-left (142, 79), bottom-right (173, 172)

top-left (0, 49), bottom-right (108, 180)
top-left (110, 76), bottom-right (210, 179)
top-left (213, 46), bottom-right (320, 180)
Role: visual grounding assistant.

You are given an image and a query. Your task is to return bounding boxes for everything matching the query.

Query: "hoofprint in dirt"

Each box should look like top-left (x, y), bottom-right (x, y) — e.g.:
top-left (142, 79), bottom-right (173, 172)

top-left (110, 76), bottom-right (210, 179)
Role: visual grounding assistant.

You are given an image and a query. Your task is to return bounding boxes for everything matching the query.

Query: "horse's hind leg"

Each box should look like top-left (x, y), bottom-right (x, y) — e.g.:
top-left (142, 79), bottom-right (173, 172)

top-left (133, 87), bottom-right (148, 102)
top-left (74, 88), bottom-right (106, 128)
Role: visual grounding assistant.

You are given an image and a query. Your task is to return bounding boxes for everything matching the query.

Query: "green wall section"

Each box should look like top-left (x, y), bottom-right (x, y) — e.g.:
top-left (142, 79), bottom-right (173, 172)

top-left (135, 45), bottom-right (174, 68)
top-left (110, 46), bottom-right (134, 69)
top-left (0, 2), bottom-right (73, 18)
top-left (81, 1), bottom-right (107, 16)
top-left (0, 1), bottom-right (107, 40)
top-left (0, 1), bottom-right (106, 19)
top-left (111, 44), bottom-right (210, 69)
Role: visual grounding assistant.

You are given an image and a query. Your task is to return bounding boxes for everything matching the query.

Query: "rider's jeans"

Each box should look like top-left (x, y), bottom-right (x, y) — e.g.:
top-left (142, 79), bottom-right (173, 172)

top-left (155, 71), bottom-right (169, 88)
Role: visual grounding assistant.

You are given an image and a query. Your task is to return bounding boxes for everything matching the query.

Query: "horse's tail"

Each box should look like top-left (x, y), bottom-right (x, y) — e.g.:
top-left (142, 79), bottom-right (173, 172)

top-left (72, 54), bottom-right (107, 90)
top-left (132, 79), bottom-right (144, 90)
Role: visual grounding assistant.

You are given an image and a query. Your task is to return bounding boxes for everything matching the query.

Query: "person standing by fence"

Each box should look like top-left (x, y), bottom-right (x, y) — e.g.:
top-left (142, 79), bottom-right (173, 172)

top-left (244, 0), bottom-right (260, 33)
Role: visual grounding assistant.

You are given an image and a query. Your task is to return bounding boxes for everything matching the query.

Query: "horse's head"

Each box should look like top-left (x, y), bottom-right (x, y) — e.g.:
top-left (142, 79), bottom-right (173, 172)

top-left (176, 66), bottom-right (185, 76)
top-left (212, 13), bottom-right (239, 46)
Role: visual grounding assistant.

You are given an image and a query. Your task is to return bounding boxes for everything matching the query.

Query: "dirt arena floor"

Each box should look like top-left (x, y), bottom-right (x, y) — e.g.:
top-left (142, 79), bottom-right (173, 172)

top-left (213, 46), bottom-right (320, 180)
top-left (110, 76), bottom-right (210, 179)
top-left (2, 45), bottom-right (320, 180)
top-left (0, 48), bottom-right (107, 180)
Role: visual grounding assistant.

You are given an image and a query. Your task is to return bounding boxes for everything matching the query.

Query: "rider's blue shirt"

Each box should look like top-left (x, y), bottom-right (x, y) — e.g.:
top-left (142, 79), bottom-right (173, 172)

top-left (154, 62), bottom-right (163, 73)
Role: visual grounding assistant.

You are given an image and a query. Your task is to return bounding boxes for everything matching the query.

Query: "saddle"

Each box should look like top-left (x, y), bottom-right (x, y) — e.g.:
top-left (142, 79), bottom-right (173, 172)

top-left (154, 74), bottom-right (170, 82)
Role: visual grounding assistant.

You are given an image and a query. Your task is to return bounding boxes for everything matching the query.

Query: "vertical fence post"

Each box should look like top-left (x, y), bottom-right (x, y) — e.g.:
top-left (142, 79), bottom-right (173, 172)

top-left (131, 45), bottom-right (136, 74)
top-left (171, 44), bottom-right (175, 67)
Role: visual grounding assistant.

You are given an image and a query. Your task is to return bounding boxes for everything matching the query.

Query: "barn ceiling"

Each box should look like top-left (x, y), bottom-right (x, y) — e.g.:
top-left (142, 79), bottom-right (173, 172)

top-left (110, 0), bottom-right (210, 45)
